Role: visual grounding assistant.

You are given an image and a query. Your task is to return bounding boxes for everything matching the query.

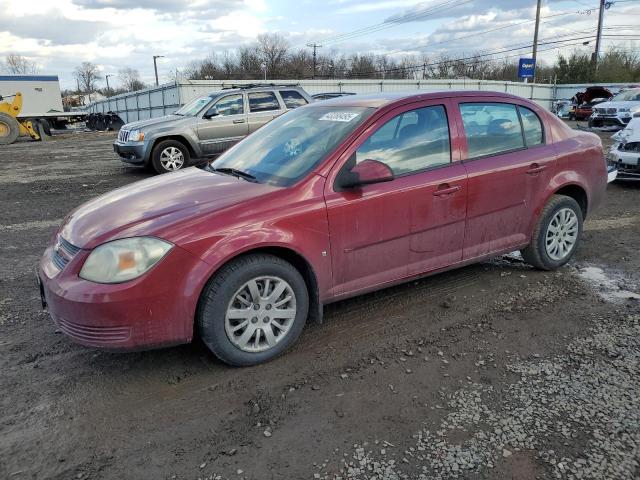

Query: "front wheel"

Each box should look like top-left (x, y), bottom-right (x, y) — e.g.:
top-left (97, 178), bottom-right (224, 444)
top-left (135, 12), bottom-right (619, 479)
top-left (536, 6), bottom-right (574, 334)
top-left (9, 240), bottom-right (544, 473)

top-left (151, 139), bottom-right (190, 174)
top-left (521, 194), bottom-right (583, 270)
top-left (197, 254), bottom-right (309, 366)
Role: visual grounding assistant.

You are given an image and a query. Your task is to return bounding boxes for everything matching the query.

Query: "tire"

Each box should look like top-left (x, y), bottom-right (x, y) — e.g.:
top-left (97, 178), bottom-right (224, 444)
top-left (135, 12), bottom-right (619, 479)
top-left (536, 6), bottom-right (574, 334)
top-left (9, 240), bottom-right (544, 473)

top-left (33, 119), bottom-right (52, 140)
top-left (151, 139), bottom-right (190, 174)
top-left (521, 194), bottom-right (583, 271)
top-left (0, 112), bottom-right (20, 145)
top-left (197, 254), bottom-right (309, 366)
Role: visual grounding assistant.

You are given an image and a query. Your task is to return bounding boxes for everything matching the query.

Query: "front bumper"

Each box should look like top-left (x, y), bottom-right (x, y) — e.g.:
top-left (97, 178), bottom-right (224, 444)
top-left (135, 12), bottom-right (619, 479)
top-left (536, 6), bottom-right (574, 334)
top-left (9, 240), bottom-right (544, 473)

top-left (589, 115), bottom-right (631, 129)
top-left (607, 146), bottom-right (640, 181)
top-left (38, 242), bottom-right (210, 351)
top-left (113, 141), bottom-right (148, 165)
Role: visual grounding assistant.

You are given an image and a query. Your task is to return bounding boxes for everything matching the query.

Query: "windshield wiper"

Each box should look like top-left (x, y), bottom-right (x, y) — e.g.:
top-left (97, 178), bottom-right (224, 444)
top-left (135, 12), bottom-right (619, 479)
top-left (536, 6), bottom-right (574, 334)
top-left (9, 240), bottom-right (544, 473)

top-left (209, 166), bottom-right (258, 182)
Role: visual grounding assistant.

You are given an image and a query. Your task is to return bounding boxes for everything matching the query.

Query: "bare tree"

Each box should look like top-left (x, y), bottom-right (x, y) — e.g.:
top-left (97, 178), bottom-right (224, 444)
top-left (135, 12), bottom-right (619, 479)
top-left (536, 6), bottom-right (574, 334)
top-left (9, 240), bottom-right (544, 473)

top-left (3, 54), bottom-right (38, 74)
top-left (118, 67), bottom-right (146, 91)
top-left (257, 33), bottom-right (289, 78)
top-left (74, 62), bottom-right (101, 93)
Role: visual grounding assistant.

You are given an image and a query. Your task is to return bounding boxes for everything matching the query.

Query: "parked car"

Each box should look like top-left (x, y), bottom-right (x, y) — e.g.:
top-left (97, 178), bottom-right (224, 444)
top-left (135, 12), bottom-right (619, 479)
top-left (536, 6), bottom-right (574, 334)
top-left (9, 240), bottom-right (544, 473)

top-left (607, 115), bottom-right (640, 180)
top-left (113, 84), bottom-right (313, 174)
top-left (569, 86), bottom-right (613, 120)
top-left (39, 91), bottom-right (608, 366)
top-left (589, 88), bottom-right (640, 129)
top-left (312, 92), bottom-right (356, 101)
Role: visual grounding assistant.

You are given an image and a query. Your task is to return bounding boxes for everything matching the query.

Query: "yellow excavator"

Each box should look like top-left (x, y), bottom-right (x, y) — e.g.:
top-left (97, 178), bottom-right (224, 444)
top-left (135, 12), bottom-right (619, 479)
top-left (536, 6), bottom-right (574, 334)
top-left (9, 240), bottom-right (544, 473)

top-left (0, 92), bottom-right (48, 145)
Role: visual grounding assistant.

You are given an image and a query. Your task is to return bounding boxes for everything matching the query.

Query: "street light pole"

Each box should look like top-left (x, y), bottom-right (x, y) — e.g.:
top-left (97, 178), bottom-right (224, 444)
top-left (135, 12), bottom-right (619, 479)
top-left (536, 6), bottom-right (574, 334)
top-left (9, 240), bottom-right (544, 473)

top-left (105, 74), bottom-right (113, 97)
top-left (153, 55), bottom-right (164, 86)
top-left (593, 0), bottom-right (606, 71)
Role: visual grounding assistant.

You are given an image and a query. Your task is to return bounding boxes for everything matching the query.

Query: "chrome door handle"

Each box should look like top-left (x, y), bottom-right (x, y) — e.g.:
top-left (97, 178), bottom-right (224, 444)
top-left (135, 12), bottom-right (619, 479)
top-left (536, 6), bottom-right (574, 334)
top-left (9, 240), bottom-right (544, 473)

top-left (233, 119), bottom-right (246, 124)
top-left (433, 184), bottom-right (461, 196)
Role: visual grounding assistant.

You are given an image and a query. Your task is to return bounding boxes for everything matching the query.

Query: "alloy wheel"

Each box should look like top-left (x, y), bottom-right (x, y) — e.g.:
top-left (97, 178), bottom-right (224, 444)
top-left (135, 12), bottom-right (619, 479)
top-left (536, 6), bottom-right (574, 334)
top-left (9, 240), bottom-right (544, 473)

top-left (225, 276), bottom-right (297, 353)
top-left (545, 207), bottom-right (579, 261)
top-left (159, 146), bottom-right (185, 171)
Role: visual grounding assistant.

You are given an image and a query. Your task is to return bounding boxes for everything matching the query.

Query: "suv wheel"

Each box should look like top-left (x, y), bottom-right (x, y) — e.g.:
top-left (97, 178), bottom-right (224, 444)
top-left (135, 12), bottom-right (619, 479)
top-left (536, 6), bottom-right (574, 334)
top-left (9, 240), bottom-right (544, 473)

top-left (151, 140), bottom-right (190, 174)
top-left (521, 194), bottom-right (583, 270)
top-left (197, 254), bottom-right (309, 366)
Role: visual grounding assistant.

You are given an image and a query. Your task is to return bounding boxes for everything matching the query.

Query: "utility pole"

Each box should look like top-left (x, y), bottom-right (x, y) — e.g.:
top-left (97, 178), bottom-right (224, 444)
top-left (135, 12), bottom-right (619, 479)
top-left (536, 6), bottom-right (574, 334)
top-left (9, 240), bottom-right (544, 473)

top-left (531, 0), bottom-right (542, 82)
top-left (307, 43), bottom-right (322, 79)
top-left (593, 0), bottom-right (606, 71)
top-left (105, 74), bottom-right (113, 96)
top-left (153, 55), bottom-right (164, 86)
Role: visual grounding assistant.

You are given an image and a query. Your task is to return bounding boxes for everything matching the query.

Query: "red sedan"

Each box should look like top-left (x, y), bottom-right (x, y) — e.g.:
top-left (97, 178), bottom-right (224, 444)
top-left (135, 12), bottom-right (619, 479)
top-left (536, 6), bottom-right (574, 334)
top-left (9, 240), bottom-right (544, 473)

top-left (39, 91), bottom-right (607, 365)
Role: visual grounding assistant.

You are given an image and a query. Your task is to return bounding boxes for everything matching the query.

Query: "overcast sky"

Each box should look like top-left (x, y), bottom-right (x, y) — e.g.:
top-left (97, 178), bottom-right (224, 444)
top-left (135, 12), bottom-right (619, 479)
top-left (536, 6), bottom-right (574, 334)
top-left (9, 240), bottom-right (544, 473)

top-left (1, 0), bottom-right (639, 89)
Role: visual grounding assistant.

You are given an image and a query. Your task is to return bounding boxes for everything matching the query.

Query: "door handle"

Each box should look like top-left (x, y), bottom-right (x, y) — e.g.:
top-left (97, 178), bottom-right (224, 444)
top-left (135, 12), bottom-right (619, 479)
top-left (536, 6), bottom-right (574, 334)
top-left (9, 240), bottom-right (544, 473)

top-left (233, 119), bottom-right (246, 124)
top-left (526, 163), bottom-right (547, 175)
top-left (433, 184), bottom-right (461, 197)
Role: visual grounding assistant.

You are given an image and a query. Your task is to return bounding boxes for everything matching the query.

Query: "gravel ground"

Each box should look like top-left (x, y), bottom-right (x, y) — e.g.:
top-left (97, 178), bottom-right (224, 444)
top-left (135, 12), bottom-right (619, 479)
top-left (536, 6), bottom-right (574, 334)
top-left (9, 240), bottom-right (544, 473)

top-left (0, 125), bottom-right (638, 480)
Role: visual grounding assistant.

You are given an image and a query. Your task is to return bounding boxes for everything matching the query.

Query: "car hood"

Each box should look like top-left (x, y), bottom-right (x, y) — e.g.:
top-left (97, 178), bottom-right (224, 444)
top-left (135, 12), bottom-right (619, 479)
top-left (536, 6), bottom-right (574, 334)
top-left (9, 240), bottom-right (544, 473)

top-left (574, 87), bottom-right (612, 105)
top-left (612, 117), bottom-right (640, 143)
top-left (594, 101), bottom-right (640, 110)
top-left (123, 115), bottom-right (185, 131)
top-left (59, 168), bottom-right (278, 249)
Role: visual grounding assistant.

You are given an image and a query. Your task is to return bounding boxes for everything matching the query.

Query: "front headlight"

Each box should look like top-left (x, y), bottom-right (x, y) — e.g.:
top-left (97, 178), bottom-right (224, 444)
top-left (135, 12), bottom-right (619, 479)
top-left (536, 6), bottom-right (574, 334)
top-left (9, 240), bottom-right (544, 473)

top-left (79, 237), bottom-right (172, 283)
top-left (129, 129), bottom-right (145, 142)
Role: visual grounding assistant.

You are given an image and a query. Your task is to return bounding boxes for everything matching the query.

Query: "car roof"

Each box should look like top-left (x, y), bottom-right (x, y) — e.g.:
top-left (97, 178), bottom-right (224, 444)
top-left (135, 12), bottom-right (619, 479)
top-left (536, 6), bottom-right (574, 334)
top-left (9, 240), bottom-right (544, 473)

top-left (315, 90), bottom-right (530, 109)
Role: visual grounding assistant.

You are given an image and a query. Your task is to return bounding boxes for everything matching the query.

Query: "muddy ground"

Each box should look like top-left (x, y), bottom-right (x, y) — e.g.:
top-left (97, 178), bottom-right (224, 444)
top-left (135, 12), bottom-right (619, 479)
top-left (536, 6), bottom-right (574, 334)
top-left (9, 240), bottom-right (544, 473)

top-left (0, 125), bottom-right (638, 480)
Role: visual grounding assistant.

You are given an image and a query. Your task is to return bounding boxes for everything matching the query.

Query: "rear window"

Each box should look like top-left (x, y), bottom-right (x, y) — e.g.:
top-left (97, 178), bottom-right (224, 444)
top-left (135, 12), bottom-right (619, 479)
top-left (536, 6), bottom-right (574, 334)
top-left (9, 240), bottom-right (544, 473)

top-left (248, 92), bottom-right (280, 112)
top-left (280, 90), bottom-right (308, 109)
top-left (460, 103), bottom-right (525, 158)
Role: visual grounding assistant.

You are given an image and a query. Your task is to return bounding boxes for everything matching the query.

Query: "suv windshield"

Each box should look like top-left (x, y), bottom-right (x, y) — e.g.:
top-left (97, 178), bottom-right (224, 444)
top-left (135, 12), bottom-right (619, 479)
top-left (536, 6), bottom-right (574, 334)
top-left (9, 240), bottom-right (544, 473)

top-left (209, 106), bottom-right (373, 186)
top-left (175, 95), bottom-right (214, 116)
top-left (612, 89), bottom-right (640, 102)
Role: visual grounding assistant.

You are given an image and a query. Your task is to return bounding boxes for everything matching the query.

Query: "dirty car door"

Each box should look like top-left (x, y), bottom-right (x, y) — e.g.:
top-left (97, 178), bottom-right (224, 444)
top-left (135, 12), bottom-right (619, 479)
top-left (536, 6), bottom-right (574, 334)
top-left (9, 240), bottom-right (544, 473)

top-left (196, 93), bottom-right (248, 155)
top-left (324, 101), bottom-right (467, 297)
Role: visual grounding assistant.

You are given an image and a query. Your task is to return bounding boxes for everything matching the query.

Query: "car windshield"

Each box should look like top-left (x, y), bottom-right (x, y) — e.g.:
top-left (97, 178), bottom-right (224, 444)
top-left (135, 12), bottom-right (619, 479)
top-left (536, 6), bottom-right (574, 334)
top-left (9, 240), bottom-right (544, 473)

top-left (612, 90), bottom-right (640, 102)
top-left (209, 106), bottom-right (374, 186)
top-left (175, 95), bottom-right (214, 116)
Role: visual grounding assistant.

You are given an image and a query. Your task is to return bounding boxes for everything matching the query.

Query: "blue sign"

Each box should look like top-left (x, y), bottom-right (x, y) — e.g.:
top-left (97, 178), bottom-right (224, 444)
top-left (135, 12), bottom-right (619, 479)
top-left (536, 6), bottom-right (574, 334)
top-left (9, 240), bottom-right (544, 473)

top-left (518, 58), bottom-right (536, 78)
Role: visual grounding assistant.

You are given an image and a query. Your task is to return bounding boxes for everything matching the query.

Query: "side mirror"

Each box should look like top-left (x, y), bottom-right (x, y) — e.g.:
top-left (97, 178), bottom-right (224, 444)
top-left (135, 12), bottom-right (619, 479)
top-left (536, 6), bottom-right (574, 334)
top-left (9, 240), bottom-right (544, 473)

top-left (203, 108), bottom-right (219, 119)
top-left (337, 159), bottom-right (394, 189)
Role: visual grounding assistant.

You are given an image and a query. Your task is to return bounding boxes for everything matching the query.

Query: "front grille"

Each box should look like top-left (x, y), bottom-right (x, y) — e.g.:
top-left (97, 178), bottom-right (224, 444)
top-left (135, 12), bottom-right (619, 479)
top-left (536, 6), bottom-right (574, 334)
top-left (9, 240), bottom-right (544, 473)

top-left (620, 142), bottom-right (640, 153)
top-left (118, 129), bottom-right (130, 142)
top-left (52, 236), bottom-right (81, 271)
top-left (595, 107), bottom-right (617, 115)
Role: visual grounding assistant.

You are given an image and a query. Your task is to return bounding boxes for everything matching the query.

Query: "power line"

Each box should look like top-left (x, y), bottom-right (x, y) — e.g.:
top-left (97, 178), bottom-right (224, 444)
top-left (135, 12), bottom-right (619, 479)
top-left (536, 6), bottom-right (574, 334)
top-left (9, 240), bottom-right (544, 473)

top-left (314, 0), bottom-right (474, 47)
top-left (342, 34), bottom-right (640, 78)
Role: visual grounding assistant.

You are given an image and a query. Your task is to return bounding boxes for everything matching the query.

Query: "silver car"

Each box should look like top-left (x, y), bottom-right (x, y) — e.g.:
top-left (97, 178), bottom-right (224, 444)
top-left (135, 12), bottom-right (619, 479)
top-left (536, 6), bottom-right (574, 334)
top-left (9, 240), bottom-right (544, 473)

top-left (113, 84), bottom-right (313, 173)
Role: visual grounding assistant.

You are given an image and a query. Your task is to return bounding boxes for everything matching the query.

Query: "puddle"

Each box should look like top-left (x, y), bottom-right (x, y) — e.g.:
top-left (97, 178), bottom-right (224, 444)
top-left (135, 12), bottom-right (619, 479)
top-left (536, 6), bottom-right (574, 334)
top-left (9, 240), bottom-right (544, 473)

top-left (578, 266), bottom-right (640, 302)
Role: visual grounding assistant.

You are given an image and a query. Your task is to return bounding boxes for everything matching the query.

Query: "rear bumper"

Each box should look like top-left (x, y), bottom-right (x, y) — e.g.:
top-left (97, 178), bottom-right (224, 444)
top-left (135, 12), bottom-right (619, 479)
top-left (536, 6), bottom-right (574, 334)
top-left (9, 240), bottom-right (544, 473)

top-left (38, 244), bottom-right (210, 351)
top-left (113, 141), bottom-right (148, 165)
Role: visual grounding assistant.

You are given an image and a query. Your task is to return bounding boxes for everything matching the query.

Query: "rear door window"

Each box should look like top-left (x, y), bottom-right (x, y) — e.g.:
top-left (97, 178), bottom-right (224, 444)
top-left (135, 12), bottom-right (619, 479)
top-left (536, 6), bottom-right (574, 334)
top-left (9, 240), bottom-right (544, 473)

top-left (460, 103), bottom-right (525, 158)
top-left (280, 90), bottom-right (308, 109)
top-left (356, 105), bottom-right (451, 175)
top-left (248, 91), bottom-right (281, 112)
top-left (517, 106), bottom-right (544, 146)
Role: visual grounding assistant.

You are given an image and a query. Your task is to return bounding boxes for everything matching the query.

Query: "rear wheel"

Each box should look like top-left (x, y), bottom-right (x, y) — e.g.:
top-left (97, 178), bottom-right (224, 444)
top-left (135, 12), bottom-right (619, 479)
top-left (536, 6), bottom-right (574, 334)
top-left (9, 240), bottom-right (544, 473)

top-left (151, 139), bottom-right (190, 174)
top-left (197, 254), bottom-right (309, 366)
top-left (521, 194), bottom-right (583, 270)
top-left (0, 112), bottom-right (20, 145)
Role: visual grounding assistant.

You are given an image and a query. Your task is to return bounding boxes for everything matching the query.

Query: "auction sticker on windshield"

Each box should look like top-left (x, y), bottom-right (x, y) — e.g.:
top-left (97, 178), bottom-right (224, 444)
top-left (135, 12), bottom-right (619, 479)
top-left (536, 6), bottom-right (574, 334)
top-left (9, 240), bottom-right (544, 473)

top-left (319, 112), bottom-right (360, 122)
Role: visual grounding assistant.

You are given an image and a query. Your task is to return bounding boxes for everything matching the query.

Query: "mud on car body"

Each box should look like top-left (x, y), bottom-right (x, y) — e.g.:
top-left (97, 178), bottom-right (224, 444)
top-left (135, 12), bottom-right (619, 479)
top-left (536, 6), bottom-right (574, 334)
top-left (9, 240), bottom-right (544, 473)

top-left (41, 91), bottom-right (608, 366)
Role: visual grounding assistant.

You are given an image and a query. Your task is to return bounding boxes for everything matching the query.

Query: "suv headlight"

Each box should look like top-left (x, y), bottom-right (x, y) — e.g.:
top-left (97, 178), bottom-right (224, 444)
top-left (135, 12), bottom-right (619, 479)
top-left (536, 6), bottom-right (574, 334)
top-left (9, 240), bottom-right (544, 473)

top-left (129, 129), bottom-right (145, 142)
top-left (80, 237), bottom-right (172, 283)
